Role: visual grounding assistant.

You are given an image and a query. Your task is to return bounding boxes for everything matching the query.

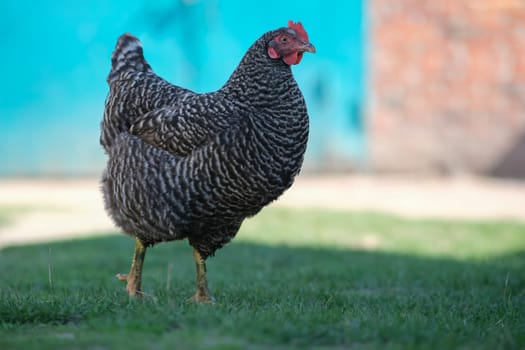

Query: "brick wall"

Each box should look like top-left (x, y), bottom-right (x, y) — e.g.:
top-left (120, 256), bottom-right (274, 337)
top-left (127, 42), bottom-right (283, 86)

top-left (368, 0), bottom-right (525, 177)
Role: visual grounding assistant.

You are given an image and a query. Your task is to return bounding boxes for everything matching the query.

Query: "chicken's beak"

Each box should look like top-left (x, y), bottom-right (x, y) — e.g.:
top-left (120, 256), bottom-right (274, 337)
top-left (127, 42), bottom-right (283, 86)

top-left (301, 42), bottom-right (316, 53)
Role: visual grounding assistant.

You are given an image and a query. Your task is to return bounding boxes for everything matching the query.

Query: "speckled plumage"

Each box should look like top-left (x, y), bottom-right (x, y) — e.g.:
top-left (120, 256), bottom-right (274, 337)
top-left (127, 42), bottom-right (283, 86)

top-left (101, 27), bottom-right (310, 259)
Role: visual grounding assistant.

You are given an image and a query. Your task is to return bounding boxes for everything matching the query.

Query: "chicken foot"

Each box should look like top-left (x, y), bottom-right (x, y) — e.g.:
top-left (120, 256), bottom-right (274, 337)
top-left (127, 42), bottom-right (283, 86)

top-left (190, 248), bottom-right (215, 304)
top-left (117, 238), bottom-right (146, 297)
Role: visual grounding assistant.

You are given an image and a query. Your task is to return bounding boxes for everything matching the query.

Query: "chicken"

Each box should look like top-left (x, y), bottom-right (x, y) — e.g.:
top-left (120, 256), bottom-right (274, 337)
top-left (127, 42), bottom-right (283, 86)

top-left (100, 21), bottom-right (315, 303)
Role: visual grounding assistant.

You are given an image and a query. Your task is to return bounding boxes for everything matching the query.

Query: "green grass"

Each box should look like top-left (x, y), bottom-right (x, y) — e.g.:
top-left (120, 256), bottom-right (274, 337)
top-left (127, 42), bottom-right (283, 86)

top-left (0, 207), bottom-right (524, 349)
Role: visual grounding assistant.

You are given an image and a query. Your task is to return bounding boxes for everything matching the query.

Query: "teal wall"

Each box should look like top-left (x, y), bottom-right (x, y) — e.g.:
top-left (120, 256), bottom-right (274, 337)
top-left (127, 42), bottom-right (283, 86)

top-left (0, 0), bottom-right (364, 176)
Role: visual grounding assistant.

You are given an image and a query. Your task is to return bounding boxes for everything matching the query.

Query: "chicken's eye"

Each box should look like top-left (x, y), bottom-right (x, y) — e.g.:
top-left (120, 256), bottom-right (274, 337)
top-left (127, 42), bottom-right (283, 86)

top-left (280, 36), bottom-right (289, 43)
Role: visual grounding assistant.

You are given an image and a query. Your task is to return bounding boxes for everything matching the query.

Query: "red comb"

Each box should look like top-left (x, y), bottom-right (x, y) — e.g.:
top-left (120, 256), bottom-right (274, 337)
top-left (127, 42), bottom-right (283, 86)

top-left (288, 20), bottom-right (308, 42)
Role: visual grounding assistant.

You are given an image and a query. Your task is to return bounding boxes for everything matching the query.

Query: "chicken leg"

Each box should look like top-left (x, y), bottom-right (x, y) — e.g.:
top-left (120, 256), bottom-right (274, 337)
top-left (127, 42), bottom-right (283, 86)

top-left (190, 248), bottom-right (215, 304)
top-left (117, 238), bottom-right (146, 297)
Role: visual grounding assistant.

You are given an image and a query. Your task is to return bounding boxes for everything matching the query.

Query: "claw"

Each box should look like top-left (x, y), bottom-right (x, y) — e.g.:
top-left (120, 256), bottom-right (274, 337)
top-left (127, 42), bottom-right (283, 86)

top-left (118, 238), bottom-right (147, 297)
top-left (187, 293), bottom-right (216, 304)
top-left (116, 273), bottom-right (128, 281)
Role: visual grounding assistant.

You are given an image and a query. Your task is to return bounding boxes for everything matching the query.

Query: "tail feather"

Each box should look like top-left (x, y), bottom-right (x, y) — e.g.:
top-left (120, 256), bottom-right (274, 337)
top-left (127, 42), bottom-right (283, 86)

top-left (107, 33), bottom-right (152, 83)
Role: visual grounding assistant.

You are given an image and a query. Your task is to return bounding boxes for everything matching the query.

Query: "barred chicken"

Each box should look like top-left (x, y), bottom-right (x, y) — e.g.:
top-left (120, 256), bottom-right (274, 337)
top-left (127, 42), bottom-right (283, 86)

top-left (100, 21), bottom-right (315, 303)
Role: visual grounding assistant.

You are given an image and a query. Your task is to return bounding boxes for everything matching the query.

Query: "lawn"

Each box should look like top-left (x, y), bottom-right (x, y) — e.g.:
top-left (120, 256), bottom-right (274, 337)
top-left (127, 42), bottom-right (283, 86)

top-left (0, 207), bottom-right (524, 349)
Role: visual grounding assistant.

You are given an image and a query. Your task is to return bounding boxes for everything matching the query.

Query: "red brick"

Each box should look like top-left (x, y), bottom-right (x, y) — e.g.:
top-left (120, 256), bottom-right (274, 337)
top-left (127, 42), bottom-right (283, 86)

top-left (368, 0), bottom-right (525, 176)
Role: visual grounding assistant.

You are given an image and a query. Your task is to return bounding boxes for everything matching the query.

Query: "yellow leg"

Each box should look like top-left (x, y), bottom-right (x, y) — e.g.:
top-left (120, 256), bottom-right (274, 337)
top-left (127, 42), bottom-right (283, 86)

top-left (190, 248), bottom-right (215, 304)
top-left (117, 238), bottom-right (146, 297)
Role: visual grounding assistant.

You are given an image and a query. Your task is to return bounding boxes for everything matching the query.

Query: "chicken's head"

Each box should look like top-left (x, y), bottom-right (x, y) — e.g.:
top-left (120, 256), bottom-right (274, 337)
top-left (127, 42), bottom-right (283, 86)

top-left (267, 21), bottom-right (316, 65)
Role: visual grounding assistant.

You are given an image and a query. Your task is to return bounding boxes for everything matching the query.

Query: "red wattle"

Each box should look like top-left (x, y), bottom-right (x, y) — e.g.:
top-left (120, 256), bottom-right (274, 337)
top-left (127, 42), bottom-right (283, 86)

top-left (295, 52), bottom-right (304, 64)
top-left (284, 52), bottom-right (301, 65)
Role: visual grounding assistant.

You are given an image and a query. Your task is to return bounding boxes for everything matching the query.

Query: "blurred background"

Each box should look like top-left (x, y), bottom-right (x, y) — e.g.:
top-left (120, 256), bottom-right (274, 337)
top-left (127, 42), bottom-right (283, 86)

top-left (2, 0), bottom-right (525, 176)
top-left (0, 0), bottom-right (364, 176)
top-left (1, 0), bottom-right (524, 246)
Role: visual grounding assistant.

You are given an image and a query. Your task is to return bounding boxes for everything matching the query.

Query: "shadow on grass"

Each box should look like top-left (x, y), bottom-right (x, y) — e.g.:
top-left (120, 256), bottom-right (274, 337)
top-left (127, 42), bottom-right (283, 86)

top-left (0, 233), bottom-right (524, 349)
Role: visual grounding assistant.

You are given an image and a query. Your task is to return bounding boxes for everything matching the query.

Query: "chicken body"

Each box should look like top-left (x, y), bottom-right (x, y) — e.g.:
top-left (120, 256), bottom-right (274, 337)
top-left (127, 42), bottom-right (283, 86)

top-left (101, 23), bottom-right (314, 301)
